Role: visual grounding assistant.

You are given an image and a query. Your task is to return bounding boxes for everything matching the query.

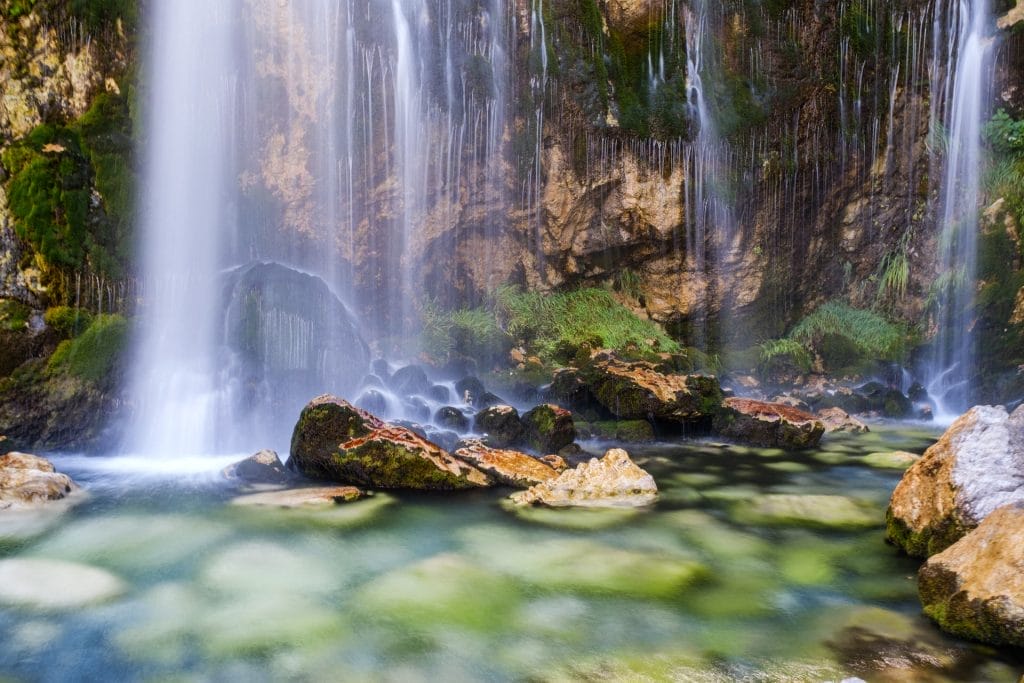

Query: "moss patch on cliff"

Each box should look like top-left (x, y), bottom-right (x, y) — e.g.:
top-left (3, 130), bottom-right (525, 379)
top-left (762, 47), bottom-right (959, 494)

top-left (1, 92), bottom-right (135, 302)
top-left (46, 313), bottom-right (127, 384)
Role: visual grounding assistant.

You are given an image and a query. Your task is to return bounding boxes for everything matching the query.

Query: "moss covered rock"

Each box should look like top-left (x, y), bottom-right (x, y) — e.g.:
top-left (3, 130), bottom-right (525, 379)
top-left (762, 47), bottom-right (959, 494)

top-left (580, 350), bottom-right (723, 424)
top-left (918, 504), bottom-right (1024, 647)
top-left (520, 403), bottom-right (575, 453)
top-left (330, 425), bottom-right (490, 490)
top-left (287, 394), bottom-right (383, 479)
top-left (474, 404), bottom-right (523, 447)
top-left (886, 405), bottom-right (1024, 558)
top-left (713, 398), bottom-right (825, 450)
top-left (576, 419), bottom-right (655, 442)
top-left (731, 494), bottom-right (880, 530)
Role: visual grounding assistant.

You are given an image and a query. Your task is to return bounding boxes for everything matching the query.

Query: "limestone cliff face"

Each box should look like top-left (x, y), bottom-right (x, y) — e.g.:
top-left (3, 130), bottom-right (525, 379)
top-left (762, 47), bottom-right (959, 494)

top-left (0, 3), bottom-right (131, 306)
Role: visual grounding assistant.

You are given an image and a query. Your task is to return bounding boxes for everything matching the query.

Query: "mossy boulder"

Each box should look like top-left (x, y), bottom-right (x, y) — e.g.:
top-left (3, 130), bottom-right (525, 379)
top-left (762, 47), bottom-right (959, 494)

top-left (576, 419), bottom-right (656, 442)
top-left (579, 350), bottom-right (723, 424)
top-left (434, 405), bottom-right (470, 432)
top-left (520, 403), bottom-right (575, 453)
top-left (453, 440), bottom-right (558, 488)
top-left (918, 504), bottom-right (1024, 647)
top-left (287, 395), bottom-right (383, 480)
top-left (886, 405), bottom-right (1024, 558)
top-left (328, 425), bottom-right (490, 490)
top-left (713, 398), bottom-right (825, 450)
top-left (474, 404), bottom-right (523, 447)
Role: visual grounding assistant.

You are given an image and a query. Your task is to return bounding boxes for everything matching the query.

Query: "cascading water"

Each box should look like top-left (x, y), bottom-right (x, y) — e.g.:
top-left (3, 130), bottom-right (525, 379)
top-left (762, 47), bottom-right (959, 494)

top-left (124, 2), bottom-right (237, 457)
top-left (126, 0), bottom-right (512, 456)
top-left (926, 0), bottom-right (995, 417)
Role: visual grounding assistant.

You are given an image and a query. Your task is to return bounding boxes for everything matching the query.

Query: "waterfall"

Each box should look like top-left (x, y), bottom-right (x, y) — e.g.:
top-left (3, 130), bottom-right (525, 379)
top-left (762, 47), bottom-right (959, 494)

top-left (926, 0), bottom-right (995, 417)
top-left (125, 0), bottom-right (511, 456)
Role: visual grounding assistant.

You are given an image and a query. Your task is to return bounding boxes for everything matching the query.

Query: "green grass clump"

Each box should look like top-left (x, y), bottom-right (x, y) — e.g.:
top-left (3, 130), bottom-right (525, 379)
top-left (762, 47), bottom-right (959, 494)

top-left (495, 286), bottom-right (679, 364)
top-left (789, 301), bottom-right (906, 361)
top-left (758, 338), bottom-right (812, 375)
top-left (43, 306), bottom-right (94, 339)
top-left (47, 313), bottom-right (127, 383)
top-left (421, 302), bottom-right (509, 365)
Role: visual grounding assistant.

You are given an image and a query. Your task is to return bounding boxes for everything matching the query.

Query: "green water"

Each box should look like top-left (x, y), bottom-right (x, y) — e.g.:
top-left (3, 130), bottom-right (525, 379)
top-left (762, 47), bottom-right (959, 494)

top-left (1, 426), bottom-right (1022, 682)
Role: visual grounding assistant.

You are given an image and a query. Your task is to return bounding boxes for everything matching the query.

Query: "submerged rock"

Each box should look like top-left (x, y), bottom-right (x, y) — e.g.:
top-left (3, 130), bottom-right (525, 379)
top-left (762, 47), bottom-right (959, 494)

top-left (713, 398), bottom-right (825, 449)
top-left (862, 451), bottom-right (920, 470)
top-left (918, 504), bottom-right (1024, 647)
top-left (0, 451), bottom-right (80, 509)
top-left (474, 404), bottom-right (523, 447)
top-left (510, 448), bottom-right (657, 508)
top-left (732, 494), bottom-right (880, 530)
top-left (520, 403), bottom-right (575, 453)
top-left (580, 351), bottom-right (723, 423)
top-left (817, 406), bottom-right (869, 433)
top-left (454, 440), bottom-right (557, 488)
top-left (886, 405), bottom-right (1024, 558)
top-left (222, 449), bottom-right (291, 485)
top-left (230, 486), bottom-right (364, 508)
top-left (0, 558), bottom-right (125, 609)
top-left (331, 425), bottom-right (490, 490)
top-left (287, 394), bottom-right (383, 479)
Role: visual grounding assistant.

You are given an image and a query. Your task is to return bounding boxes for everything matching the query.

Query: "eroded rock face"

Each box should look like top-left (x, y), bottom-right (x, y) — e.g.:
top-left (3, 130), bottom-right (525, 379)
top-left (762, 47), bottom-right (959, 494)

top-left (580, 351), bottom-right (723, 424)
top-left (510, 448), bottom-right (657, 508)
top-left (287, 395), bottom-right (384, 479)
top-left (918, 504), bottom-right (1024, 647)
top-left (520, 404), bottom-right (575, 453)
top-left (454, 441), bottom-right (557, 488)
top-left (713, 398), bottom-right (825, 449)
top-left (886, 405), bottom-right (1024, 558)
top-left (0, 451), bottom-right (79, 510)
top-left (332, 426), bottom-right (490, 490)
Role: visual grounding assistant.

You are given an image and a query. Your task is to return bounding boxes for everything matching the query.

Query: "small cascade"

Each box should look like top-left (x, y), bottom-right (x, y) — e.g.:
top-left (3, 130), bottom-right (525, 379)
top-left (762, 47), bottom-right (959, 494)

top-left (926, 0), bottom-right (995, 416)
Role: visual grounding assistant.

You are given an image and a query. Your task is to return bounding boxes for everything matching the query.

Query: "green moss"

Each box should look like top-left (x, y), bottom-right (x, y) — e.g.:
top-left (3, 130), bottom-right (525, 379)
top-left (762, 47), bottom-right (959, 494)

top-left (0, 300), bottom-right (32, 332)
top-left (46, 313), bottom-right (127, 384)
top-left (580, 419), bottom-right (655, 442)
top-left (332, 436), bottom-right (481, 490)
top-left (43, 306), bottom-right (93, 338)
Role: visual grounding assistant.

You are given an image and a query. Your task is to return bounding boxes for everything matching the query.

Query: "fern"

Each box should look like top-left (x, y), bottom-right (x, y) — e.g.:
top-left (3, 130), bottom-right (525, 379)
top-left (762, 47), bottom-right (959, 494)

top-left (789, 301), bottom-right (905, 360)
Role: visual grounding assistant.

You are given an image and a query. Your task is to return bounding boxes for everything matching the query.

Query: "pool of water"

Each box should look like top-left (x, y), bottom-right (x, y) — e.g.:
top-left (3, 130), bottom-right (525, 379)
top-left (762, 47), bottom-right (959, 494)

top-left (1, 425), bottom-right (1022, 682)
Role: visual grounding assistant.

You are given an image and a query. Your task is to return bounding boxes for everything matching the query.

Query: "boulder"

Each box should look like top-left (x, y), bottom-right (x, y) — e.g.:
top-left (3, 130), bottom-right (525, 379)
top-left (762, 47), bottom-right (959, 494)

top-left (580, 351), bottom-right (723, 423)
top-left (454, 441), bottom-right (558, 488)
top-left (0, 452), bottom-right (79, 509)
top-left (287, 395), bottom-right (383, 479)
top-left (434, 406), bottom-right (470, 432)
top-left (402, 396), bottom-right (431, 422)
top-left (230, 486), bottom-right (364, 508)
top-left (816, 407), bottom-right (869, 433)
top-left (886, 405), bottom-right (1024, 558)
top-left (918, 504), bottom-right (1024, 647)
top-left (222, 449), bottom-right (291, 484)
top-left (713, 398), bottom-right (825, 449)
top-left (330, 425), bottom-right (490, 490)
top-left (354, 389), bottom-right (389, 416)
top-left (510, 448), bottom-right (657, 508)
top-left (389, 365), bottom-right (432, 396)
top-left (454, 376), bottom-right (486, 405)
top-left (427, 384), bottom-right (451, 403)
top-left (520, 404), bottom-right (575, 453)
top-left (474, 404), bottom-right (523, 447)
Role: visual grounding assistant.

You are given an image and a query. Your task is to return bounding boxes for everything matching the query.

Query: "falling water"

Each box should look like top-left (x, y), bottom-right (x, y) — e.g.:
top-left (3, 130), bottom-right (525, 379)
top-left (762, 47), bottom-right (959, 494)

top-left (125, 0), bottom-right (511, 456)
top-left (926, 0), bottom-right (995, 416)
top-left (124, 2), bottom-right (237, 457)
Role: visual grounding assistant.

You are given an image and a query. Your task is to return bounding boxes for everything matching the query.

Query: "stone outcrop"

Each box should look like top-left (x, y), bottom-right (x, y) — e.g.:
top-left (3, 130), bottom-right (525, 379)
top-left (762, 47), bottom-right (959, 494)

top-left (519, 404), bottom-right (575, 453)
top-left (886, 405), bottom-right (1024, 558)
top-left (0, 451), bottom-right (79, 509)
top-left (580, 351), bottom-right (723, 424)
top-left (230, 486), bottom-right (364, 508)
top-left (510, 448), bottom-right (657, 508)
top-left (918, 504), bottom-right (1024, 647)
top-left (453, 441), bottom-right (558, 488)
top-left (713, 398), bottom-right (825, 449)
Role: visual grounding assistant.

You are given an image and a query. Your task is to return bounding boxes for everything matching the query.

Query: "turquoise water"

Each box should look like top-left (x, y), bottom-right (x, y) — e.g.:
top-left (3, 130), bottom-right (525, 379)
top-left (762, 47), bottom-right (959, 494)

top-left (1, 426), bottom-right (1022, 682)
